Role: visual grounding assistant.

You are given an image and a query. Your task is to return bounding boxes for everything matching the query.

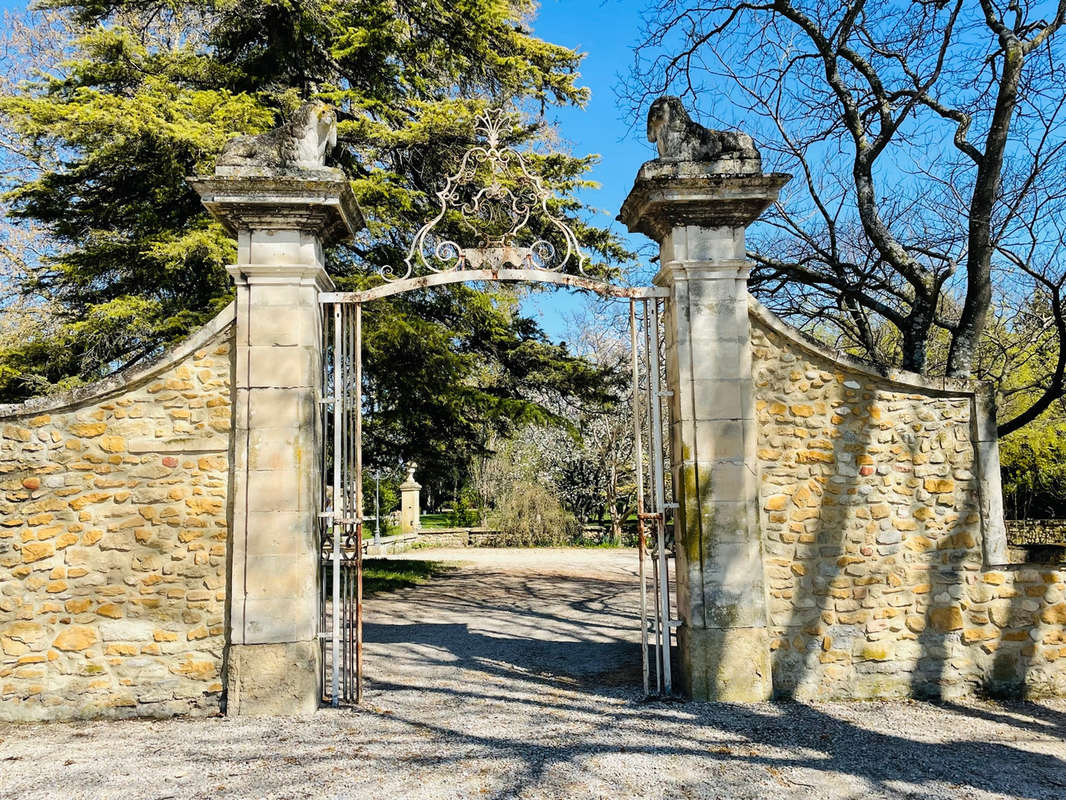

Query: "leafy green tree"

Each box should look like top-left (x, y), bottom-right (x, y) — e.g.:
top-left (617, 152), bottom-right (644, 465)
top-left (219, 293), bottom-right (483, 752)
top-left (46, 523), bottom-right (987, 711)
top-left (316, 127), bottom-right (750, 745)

top-left (0, 1), bottom-right (631, 489)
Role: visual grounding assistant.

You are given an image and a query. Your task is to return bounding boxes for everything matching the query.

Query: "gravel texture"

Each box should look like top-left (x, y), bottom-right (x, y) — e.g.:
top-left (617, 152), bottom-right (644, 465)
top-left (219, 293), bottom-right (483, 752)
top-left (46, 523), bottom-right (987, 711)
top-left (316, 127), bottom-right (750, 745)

top-left (1, 547), bottom-right (1064, 800)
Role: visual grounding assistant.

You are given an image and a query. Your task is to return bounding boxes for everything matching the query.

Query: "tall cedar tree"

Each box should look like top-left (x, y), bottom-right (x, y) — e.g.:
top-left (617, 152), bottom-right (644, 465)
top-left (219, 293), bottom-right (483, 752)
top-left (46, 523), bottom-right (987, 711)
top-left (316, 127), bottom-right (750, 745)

top-left (0, 1), bottom-right (632, 490)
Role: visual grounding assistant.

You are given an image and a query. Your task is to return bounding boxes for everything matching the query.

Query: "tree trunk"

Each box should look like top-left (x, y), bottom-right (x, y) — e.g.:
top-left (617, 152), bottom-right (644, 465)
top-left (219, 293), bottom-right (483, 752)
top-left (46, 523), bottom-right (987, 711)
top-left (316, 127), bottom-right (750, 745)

top-left (948, 41), bottom-right (1023, 378)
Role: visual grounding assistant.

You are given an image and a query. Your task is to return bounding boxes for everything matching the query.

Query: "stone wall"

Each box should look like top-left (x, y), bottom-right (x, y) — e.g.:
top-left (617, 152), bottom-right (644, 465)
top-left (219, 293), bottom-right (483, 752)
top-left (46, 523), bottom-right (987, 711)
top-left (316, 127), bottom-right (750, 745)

top-left (1007, 519), bottom-right (1066, 546)
top-left (751, 300), bottom-right (1066, 700)
top-left (0, 306), bottom-right (235, 721)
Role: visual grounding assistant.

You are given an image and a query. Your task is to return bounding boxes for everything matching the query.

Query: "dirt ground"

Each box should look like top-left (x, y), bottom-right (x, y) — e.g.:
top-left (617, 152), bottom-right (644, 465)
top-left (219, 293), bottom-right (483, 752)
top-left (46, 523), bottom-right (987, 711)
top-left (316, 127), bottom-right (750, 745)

top-left (1, 547), bottom-right (1065, 800)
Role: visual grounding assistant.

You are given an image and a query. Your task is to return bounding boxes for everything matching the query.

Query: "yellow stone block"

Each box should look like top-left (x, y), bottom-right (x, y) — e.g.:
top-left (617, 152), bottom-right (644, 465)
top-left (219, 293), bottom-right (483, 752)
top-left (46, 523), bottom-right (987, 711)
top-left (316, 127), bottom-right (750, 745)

top-left (99, 435), bottom-right (124, 454)
top-left (797, 450), bottom-right (835, 464)
top-left (52, 626), bottom-right (97, 652)
top-left (65, 598), bottom-right (92, 614)
top-left (21, 541), bottom-right (55, 564)
top-left (1, 637), bottom-right (28, 656)
top-left (81, 530), bottom-right (103, 546)
top-left (96, 604), bottom-right (123, 619)
top-left (153, 630), bottom-right (178, 642)
top-left (170, 658), bottom-right (216, 680)
top-left (869, 504), bottom-right (891, 520)
top-left (923, 477), bottom-right (955, 494)
top-left (1041, 604), bottom-right (1066, 625)
top-left (765, 494), bottom-right (788, 511)
top-left (70, 423), bottom-right (107, 438)
top-left (69, 492), bottom-right (112, 511)
top-left (104, 644), bottom-right (138, 656)
top-left (929, 606), bottom-right (964, 632)
top-left (860, 645), bottom-right (891, 661)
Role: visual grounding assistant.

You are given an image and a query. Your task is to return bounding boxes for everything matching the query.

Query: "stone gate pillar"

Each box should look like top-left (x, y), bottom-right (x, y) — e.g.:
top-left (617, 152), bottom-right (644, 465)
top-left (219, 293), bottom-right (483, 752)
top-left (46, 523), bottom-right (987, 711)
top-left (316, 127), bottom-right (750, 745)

top-left (190, 169), bottom-right (363, 715)
top-left (620, 157), bottom-right (789, 701)
top-left (399, 463), bottom-right (421, 534)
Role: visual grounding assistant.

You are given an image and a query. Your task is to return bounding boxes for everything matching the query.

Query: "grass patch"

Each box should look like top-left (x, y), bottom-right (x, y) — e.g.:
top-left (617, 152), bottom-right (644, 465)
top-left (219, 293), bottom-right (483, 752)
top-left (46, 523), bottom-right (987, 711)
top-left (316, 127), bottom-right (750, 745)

top-left (418, 513), bottom-right (455, 530)
top-left (361, 558), bottom-right (455, 594)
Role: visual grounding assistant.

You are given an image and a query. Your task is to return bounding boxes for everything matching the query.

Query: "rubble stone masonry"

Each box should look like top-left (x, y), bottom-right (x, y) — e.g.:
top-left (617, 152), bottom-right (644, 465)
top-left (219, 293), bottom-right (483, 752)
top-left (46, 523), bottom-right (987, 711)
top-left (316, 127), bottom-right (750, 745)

top-left (0, 306), bottom-right (234, 720)
top-left (751, 301), bottom-right (1066, 700)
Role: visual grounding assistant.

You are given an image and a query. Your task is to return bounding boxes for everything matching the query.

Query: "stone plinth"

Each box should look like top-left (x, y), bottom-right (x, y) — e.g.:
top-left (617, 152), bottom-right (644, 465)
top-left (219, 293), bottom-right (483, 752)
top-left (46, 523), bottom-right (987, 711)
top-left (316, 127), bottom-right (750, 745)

top-left (190, 168), bottom-right (362, 715)
top-left (619, 160), bottom-right (789, 701)
top-left (400, 463), bottom-right (421, 535)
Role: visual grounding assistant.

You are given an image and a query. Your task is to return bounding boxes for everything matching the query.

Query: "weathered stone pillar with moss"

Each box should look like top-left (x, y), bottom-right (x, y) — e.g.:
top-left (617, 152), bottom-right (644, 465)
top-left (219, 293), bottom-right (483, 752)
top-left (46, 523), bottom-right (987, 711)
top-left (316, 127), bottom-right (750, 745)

top-left (189, 104), bottom-right (363, 715)
top-left (619, 99), bottom-right (790, 701)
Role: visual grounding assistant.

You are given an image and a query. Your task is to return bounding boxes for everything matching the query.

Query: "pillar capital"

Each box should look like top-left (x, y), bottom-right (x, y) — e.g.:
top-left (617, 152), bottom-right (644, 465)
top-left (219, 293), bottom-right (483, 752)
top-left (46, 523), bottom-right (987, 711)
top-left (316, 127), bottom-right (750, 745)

top-left (188, 169), bottom-right (363, 244)
top-left (189, 169), bottom-right (362, 289)
top-left (618, 161), bottom-right (790, 242)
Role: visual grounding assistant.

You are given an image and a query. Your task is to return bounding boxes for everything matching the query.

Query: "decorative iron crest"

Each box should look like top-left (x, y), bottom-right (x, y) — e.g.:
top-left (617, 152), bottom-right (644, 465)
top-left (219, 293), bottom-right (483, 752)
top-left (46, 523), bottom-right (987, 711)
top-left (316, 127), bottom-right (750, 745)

top-left (387, 110), bottom-right (587, 281)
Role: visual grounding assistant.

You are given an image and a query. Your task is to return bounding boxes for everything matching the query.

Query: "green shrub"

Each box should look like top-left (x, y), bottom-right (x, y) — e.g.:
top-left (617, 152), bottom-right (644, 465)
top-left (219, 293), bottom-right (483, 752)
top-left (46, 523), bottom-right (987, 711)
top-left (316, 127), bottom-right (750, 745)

top-left (489, 481), bottom-right (579, 546)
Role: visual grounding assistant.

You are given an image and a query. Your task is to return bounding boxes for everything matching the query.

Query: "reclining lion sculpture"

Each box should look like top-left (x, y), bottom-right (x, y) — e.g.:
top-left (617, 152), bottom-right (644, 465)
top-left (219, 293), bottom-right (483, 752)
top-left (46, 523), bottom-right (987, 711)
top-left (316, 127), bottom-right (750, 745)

top-left (647, 96), bottom-right (760, 169)
top-left (217, 100), bottom-right (338, 171)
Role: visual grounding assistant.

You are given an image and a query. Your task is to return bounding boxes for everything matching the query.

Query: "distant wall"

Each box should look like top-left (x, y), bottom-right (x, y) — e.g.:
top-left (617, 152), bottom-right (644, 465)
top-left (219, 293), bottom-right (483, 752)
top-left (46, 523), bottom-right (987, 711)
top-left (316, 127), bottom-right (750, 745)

top-left (1007, 519), bottom-right (1066, 547)
top-left (750, 300), bottom-right (1066, 700)
top-left (0, 306), bottom-right (235, 721)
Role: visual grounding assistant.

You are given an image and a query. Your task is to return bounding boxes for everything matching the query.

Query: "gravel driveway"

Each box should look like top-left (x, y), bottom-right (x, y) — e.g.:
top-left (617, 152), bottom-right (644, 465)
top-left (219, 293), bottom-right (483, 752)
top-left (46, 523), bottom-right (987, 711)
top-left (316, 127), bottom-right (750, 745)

top-left (1, 547), bottom-right (1064, 800)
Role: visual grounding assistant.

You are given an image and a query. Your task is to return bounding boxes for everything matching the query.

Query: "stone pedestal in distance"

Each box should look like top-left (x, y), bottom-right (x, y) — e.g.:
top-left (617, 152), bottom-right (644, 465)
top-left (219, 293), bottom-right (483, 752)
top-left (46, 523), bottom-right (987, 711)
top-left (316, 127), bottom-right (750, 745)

top-left (190, 168), bottom-right (363, 715)
top-left (620, 159), bottom-right (789, 701)
top-left (399, 463), bottom-right (421, 535)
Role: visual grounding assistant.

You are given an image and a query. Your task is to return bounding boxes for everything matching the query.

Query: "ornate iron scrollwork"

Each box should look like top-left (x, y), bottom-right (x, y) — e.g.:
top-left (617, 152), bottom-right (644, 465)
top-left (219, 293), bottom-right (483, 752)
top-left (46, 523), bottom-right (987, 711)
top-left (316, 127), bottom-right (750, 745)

top-left (388, 110), bottom-right (587, 281)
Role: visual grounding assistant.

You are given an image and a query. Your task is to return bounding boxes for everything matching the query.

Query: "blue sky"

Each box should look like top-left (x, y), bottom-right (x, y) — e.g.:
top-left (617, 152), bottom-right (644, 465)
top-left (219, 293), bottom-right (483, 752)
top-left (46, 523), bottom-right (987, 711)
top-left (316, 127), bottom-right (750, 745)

top-left (524, 1), bottom-right (657, 338)
top-left (0, 0), bottom-right (658, 339)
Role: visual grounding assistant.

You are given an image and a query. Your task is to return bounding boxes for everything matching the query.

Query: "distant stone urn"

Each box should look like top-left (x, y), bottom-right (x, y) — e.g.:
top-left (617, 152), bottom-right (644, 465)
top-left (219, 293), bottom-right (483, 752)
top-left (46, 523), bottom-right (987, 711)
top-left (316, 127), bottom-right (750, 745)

top-left (217, 100), bottom-right (338, 171)
top-left (646, 96), bottom-right (761, 171)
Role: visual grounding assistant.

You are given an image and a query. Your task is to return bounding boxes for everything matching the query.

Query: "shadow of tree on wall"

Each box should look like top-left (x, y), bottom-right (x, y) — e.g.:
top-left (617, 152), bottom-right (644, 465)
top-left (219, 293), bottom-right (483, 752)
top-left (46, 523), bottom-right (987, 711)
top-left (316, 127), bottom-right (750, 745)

top-left (753, 328), bottom-right (1064, 702)
top-left (760, 360), bottom-right (883, 699)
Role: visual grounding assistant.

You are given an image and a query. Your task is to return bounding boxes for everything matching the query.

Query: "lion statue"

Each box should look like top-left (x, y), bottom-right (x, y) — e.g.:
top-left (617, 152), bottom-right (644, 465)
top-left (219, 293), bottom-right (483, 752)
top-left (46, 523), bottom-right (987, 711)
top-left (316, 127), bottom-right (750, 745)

top-left (646, 96), bottom-right (760, 169)
top-left (217, 101), bottom-right (338, 171)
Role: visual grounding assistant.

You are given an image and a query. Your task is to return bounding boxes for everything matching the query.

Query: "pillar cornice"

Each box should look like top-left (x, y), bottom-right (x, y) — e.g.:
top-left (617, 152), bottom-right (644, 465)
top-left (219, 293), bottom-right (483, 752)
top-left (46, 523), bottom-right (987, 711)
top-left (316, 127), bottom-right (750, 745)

top-left (618, 160), bottom-right (791, 241)
top-left (188, 169), bottom-right (364, 245)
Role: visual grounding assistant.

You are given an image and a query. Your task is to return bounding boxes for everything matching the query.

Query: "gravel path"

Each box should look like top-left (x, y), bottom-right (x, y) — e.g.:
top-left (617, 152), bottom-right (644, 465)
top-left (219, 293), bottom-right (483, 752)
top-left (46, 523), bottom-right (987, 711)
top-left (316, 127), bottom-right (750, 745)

top-left (2, 547), bottom-right (1065, 800)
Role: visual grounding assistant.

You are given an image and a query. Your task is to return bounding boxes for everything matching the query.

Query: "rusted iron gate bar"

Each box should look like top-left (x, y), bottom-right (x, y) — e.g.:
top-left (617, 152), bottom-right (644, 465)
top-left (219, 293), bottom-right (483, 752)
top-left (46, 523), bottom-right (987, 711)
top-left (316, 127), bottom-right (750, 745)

top-left (319, 302), bottom-right (364, 706)
top-left (632, 297), bottom-right (674, 696)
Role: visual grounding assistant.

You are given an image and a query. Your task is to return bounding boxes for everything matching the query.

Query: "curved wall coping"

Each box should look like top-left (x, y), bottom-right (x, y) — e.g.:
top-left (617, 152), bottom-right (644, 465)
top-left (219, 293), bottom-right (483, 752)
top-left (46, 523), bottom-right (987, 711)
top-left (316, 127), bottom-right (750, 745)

top-left (0, 302), bottom-right (236, 420)
top-left (748, 295), bottom-right (985, 398)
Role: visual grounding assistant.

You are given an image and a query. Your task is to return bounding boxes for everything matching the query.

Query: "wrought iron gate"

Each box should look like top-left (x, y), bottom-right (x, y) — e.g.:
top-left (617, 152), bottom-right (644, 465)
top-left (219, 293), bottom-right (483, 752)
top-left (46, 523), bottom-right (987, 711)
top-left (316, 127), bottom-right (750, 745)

top-left (317, 110), bottom-right (678, 705)
top-left (631, 297), bottom-right (675, 697)
top-left (319, 302), bottom-right (363, 705)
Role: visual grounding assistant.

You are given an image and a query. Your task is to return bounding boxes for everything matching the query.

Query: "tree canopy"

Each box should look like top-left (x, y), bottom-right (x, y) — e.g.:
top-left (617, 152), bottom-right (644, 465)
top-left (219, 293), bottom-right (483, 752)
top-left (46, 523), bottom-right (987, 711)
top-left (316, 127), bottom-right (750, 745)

top-left (0, 0), bottom-right (632, 490)
top-left (628, 0), bottom-right (1066, 437)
